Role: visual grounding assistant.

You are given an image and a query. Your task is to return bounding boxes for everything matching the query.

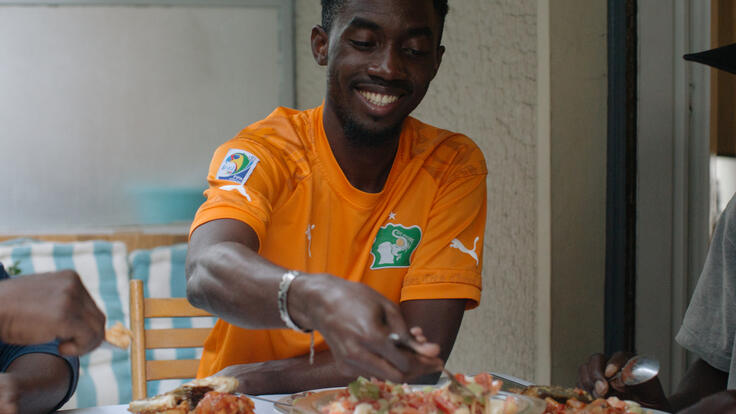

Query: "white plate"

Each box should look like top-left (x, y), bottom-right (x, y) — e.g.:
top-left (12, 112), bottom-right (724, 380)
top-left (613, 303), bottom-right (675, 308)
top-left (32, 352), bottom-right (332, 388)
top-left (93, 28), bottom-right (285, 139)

top-left (274, 387), bottom-right (545, 414)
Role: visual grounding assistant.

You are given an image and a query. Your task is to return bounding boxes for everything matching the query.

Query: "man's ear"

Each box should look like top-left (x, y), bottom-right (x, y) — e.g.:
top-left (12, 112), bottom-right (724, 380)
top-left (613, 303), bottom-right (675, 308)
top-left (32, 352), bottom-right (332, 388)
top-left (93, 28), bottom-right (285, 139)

top-left (434, 45), bottom-right (445, 74)
top-left (311, 25), bottom-right (329, 66)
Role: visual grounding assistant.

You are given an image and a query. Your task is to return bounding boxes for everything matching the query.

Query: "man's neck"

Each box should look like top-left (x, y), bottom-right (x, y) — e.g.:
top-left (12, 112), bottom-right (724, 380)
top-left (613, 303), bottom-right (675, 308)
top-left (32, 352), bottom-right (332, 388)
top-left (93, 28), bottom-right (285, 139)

top-left (322, 105), bottom-right (401, 193)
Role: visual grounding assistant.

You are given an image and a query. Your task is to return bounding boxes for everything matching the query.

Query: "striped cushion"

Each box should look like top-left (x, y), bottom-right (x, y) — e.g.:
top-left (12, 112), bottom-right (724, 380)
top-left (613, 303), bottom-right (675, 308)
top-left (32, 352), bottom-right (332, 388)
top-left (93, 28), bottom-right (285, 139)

top-left (0, 240), bottom-right (131, 409)
top-left (129, 243), bottom-right (216, 398)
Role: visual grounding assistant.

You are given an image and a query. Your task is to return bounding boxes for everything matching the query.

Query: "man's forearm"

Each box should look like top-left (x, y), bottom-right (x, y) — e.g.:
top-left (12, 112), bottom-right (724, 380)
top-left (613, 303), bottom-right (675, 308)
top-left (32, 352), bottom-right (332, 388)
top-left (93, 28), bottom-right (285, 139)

top-left (7, 353), bottom-right (73, 413)
top-left (669, 358), bottom-right (728, 412)
top-left (186, 240), bottom-right (289, 330)
top-left (222, 350), bottom-right (356, 395)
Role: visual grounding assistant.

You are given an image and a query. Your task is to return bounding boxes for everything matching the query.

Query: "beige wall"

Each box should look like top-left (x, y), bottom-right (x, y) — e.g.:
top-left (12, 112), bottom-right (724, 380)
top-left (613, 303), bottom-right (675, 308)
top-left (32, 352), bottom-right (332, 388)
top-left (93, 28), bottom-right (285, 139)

top-left (547, 1), bottom-right (607, 386)
top-left (294, 0), bottom-right (607, 386)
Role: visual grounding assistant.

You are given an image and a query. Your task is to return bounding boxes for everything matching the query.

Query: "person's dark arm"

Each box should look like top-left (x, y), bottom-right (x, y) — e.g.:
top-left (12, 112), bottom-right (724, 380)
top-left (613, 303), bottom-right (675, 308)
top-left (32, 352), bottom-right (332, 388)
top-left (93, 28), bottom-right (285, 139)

top-left (577, 353), bottom-right (729, 412)
top-left (669, 358), bottom-right (729, 412)
top-left (677, 390), bottom-right (736, 414)
top-left (213, 299), bottom-right (464, 395)
top-left (0, 352), bottom-right (76, 414)
top-left (186, 218), bottom-right (443, 385)
top-left (0, 270), bottom-right (105, 356)
top-left (400, 299), bottom-right (465, 384)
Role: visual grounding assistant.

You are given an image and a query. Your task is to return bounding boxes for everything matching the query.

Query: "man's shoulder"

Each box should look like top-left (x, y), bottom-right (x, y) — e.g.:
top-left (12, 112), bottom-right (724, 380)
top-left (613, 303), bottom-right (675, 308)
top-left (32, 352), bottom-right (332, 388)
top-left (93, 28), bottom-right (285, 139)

top-left (405, 117), bottom-right (487, 180)
top-left (230, 106), bottom-right (318, 150)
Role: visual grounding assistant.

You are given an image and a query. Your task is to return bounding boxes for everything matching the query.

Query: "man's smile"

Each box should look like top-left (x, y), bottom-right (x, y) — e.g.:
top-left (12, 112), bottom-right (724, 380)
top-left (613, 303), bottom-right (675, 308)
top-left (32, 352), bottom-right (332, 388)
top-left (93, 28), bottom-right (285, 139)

top-left (357, 89), bottom-right (400, 107)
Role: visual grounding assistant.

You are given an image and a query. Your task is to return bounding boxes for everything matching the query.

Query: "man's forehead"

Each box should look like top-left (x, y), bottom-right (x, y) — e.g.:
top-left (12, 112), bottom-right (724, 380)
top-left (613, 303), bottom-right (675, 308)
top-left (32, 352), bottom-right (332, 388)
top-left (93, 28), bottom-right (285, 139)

top-left (334, 0), bottom-right (439, 29)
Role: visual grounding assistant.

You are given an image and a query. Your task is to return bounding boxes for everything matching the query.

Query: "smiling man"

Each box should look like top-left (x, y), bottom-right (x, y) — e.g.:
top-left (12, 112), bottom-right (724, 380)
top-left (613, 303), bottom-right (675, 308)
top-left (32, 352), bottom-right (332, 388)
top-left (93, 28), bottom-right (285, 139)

top-left (186, 0), bottom-right (487, 394)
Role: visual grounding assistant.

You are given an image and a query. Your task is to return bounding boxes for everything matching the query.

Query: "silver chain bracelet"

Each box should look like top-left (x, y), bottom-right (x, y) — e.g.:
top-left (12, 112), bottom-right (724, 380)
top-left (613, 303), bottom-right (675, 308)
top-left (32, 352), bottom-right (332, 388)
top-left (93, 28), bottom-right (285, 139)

top-left (278, 270), bottom-right (315, 364)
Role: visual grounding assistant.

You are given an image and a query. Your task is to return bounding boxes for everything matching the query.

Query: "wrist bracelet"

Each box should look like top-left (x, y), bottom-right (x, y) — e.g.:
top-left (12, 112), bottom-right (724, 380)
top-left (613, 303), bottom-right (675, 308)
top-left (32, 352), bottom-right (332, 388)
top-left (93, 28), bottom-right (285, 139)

top-left (278, 270), bottom-right (311, 332)
top-left (278, 270), bottom-right (315, 364)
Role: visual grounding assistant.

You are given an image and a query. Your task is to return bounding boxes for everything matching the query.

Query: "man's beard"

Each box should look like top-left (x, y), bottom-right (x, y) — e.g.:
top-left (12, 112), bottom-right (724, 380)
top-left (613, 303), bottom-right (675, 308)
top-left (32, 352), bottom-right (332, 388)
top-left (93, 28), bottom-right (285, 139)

top-left (333, 97), bottom-right (403, 147)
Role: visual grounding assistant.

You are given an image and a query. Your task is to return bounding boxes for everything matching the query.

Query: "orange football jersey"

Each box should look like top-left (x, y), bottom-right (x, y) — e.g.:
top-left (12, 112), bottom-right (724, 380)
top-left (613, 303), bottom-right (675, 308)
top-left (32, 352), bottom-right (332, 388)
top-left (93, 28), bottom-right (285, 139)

top-left (191, 105), bottom-right (487, 377)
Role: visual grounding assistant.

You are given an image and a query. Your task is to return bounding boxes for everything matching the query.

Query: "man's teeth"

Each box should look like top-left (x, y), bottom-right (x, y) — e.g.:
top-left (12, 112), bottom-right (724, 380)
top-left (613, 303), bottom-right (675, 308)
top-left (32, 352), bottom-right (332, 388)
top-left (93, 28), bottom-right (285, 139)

top-left (359, 90), bottom-right (398, 106)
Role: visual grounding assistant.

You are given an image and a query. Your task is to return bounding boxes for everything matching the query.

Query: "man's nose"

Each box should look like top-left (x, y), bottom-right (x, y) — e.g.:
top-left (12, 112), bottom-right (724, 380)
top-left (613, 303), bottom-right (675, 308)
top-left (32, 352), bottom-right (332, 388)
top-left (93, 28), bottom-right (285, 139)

top-left (368, 45), bottom-right (407, 80)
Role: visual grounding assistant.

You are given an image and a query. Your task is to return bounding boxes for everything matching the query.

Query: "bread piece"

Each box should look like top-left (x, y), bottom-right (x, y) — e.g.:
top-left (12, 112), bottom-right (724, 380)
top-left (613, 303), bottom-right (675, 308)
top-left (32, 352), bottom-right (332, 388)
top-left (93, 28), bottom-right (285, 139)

top-left (105, 321), bottom-right (133, 349)
top-left (128, 376), bottom-right (240, 413)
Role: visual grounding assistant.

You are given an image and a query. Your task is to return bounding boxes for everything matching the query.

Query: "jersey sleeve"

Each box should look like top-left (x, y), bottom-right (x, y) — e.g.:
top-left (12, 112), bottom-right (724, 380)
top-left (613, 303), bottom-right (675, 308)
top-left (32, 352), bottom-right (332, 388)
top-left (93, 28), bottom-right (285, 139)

top-left (189, 137), bottom-right (291, 246)
top-left (675, 195), bottom-right (736, 372)
top-left (401, 147), bottom-right (487, 309)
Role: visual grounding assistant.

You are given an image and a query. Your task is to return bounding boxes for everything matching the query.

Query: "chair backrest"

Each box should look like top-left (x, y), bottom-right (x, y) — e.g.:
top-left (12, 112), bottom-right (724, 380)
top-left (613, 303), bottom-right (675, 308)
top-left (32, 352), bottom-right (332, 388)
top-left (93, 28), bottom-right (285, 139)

top-left (129, 279), bottom-right (213, 400)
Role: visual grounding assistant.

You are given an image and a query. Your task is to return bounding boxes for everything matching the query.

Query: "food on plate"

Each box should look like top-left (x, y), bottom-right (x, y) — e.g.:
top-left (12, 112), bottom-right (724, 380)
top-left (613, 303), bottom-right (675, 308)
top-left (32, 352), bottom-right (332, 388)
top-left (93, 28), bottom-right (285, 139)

top-left (191, 391), bottom-right (256, 414)
top-left (105, 321), bottom-right (133, 349)
top-left (515, 386), bottom-right (593, 404)
top-left (127, 376), bottom-right (254, 414)
top-left (513, 385), bottom-right (646, 414)
top-left (319, 373), bottom-right (520, 414)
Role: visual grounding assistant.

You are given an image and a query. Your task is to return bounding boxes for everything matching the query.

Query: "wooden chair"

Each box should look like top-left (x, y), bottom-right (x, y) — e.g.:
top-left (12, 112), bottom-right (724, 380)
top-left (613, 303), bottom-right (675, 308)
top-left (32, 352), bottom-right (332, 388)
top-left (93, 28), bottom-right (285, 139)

top-left (129, 279), bottom-right (214, 400)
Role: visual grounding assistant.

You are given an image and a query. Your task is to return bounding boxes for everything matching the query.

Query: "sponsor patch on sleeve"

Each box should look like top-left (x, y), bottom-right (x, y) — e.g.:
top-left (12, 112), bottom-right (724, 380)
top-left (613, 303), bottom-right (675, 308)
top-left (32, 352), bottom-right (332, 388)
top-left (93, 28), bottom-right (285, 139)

top-left (216, 149), bottom-right (260, 185)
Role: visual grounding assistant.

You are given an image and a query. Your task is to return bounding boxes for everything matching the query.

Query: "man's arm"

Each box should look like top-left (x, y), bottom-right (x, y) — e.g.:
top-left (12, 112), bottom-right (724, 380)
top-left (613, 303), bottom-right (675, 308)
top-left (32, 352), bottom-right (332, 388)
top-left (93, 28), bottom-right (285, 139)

top-left (0, 270), bottom-right (105, 356)
top-left (212, 299), bottom-right (465, 395)
top-left (577, 354), bottom-right (728, 412)
top-left (186, 218), bottom-right (443, 383)
top-left (401, 299), bottom-right (466, 383)
top-left (0, 352), bottom-right (76, 414)
top-left (669, 358), bottom-right (728, 412)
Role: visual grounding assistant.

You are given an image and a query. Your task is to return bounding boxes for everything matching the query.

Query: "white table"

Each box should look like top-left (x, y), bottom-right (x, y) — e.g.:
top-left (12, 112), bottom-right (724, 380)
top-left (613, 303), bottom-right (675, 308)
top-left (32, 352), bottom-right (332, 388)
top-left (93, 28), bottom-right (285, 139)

top-left (58, 394), bottom-right (288, 413)
top-left (57, 372), bottom-right (534, 413)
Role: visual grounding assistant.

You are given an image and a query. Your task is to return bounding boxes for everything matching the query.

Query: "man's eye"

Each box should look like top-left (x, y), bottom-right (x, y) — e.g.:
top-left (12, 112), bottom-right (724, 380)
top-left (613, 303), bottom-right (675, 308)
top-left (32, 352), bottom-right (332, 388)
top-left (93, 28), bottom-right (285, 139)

top-left (403, 47), bottom-right (429, 57)
top-left (350, 40), bottom-right (373, 49)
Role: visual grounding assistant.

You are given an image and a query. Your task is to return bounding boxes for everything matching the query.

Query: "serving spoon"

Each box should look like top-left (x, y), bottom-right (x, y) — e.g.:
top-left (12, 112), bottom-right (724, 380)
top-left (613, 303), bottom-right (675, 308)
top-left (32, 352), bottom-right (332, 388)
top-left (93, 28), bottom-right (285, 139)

top-left (613, 355), bottom-right (660, 386)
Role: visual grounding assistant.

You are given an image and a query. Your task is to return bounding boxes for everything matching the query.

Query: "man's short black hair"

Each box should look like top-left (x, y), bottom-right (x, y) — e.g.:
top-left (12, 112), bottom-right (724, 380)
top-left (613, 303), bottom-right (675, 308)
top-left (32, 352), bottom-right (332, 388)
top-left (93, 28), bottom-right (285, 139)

top-left (320, 0), bottom-right (449, 42)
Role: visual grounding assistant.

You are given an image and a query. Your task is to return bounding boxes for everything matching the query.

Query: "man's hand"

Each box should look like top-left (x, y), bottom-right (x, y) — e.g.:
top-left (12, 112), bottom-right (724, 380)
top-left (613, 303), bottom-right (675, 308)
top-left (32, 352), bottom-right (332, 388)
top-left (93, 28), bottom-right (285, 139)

top-left (290, 274), bottom-right (443, 383)
top-left (0, 374), bottom-right (19, 414)
top-left (577, 352), bottom-right (669, 410)
top-left (578, 352), bottom-right (632, 398)
top-left (0, 270), bottom-right (105, 355)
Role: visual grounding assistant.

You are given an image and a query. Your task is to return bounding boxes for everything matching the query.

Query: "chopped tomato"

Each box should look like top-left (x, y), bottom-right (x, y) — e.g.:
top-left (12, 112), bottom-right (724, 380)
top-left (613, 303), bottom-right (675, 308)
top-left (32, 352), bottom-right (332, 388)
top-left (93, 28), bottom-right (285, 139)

top-left (472, 372), bottom-right (494, 391)
top-left (433, 395), bottom-right (458, 414)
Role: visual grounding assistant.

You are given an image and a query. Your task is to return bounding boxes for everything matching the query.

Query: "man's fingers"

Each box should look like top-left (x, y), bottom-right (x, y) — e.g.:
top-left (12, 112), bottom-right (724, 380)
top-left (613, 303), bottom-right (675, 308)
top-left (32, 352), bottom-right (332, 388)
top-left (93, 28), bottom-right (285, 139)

top-left (409, 326), bottom-right (428, 344)
top-left (340, 345), bottom-right (442, 384)
top-left (383, 304), bottom-right (440, 358)
top-left (582, 353), bottom-right (609, 398)
top-left (578, 361), bottom-right (603, 396)
top-left (606, 351), bottom-right (634, 378)
top-left (337, 348), bottom-right (405, 383)
top-left (56, 315), bottom-right (105, 356)
top-left (588, 353), bottom-right (608, 380)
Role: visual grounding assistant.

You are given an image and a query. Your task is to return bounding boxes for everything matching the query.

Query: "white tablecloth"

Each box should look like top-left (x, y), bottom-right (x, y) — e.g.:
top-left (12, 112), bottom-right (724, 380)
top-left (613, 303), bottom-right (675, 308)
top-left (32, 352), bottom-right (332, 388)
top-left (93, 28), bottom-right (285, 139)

top-left (58, 394), bottom-right (288, 413)
top-left (57, 372), bottom-right (534, 413)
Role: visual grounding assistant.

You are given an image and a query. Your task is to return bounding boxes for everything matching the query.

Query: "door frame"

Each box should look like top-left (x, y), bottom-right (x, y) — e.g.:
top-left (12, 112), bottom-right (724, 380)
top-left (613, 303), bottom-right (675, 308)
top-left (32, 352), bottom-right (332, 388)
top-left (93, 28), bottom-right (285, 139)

top-left (636, 0), bottom-right (711, 393)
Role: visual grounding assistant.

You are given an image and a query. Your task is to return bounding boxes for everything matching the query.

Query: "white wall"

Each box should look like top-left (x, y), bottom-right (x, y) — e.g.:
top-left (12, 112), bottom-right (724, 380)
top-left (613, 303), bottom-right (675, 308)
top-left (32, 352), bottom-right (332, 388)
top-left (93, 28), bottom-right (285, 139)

top-left (0, 3), bottom-right (292, 233)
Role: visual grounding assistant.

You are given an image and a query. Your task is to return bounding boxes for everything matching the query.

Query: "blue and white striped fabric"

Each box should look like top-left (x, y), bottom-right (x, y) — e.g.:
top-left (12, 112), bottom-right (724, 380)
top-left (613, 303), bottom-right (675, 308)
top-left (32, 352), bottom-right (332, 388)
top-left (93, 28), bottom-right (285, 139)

top-left (129, 243), bottom-right (216, 398)
top-left (0, 240), bottom-right (131, 409)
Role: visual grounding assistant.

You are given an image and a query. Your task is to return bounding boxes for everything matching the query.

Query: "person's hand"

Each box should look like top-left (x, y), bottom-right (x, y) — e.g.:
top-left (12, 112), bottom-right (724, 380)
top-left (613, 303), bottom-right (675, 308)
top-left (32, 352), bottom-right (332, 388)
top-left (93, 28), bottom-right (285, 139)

top-left (291, 274), bottom-right (444, 383)
top-left (0, 270), bottom-right (105, 355)
top-left (0, 373), bottom-right (19, 414)
top-left (678, 390), bottom-right (736, 413)
top-left (578, 352), bottom-right (633, 399)
top-left (577, 352), bottom-right (669, 410)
